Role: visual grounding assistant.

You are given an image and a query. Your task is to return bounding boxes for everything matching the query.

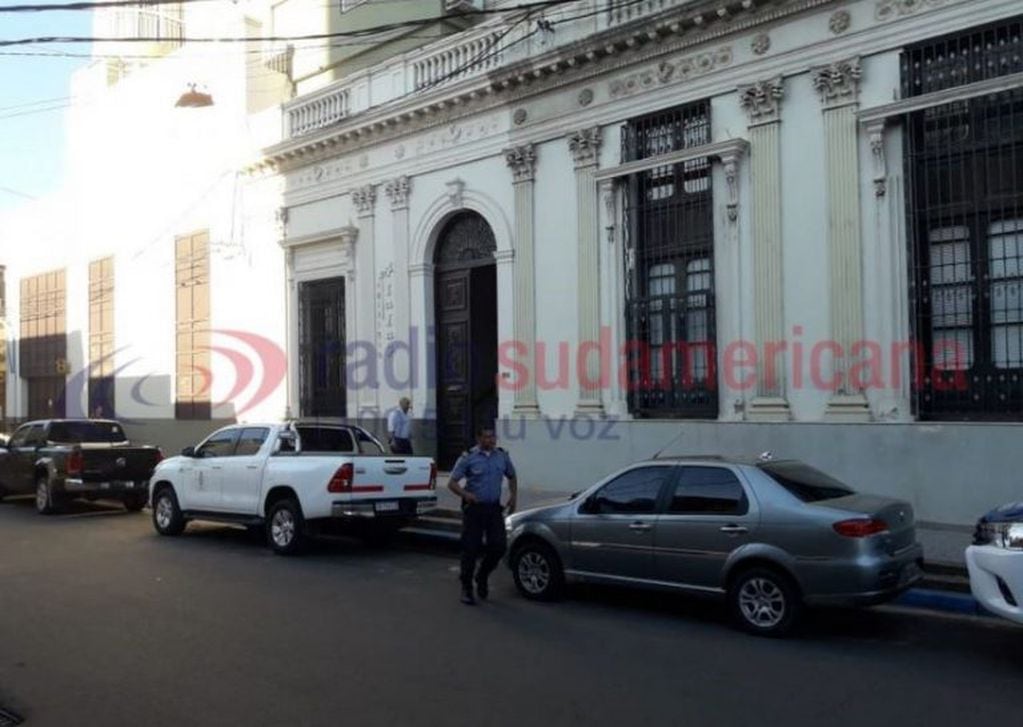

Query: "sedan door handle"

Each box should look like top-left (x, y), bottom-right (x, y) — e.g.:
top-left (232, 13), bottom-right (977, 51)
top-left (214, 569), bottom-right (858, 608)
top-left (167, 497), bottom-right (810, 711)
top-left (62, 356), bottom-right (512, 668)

top-left (628, 522), bottom-right (652, 532)
top-left (719, 525), bottom-right (748, 535)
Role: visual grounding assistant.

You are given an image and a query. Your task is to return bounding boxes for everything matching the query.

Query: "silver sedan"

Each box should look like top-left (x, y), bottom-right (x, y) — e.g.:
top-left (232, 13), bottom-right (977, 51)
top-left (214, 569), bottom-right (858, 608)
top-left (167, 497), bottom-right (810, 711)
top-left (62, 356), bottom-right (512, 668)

top-left (504, 456), bottom-right (923, 636)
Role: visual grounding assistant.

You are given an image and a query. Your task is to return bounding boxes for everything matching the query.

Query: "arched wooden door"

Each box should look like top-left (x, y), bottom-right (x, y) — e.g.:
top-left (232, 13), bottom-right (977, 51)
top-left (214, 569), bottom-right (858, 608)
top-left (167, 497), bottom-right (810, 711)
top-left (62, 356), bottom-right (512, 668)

top-left (433, 212), bottom-right (498, 469)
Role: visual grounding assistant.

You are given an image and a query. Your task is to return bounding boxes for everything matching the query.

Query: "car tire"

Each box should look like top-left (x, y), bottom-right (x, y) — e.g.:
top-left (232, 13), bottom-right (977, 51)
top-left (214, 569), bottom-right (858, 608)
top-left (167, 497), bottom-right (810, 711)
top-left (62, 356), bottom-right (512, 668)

top-left (123, 493), bottom-right (148, 512)
top-left (266, 498), bottom-right (306, 556)
top-left (511, 541), bottom-right (565, 602)
top-left (35, 475), bottom-right (61, 515)
top-left (728, 566), bottom-right (802, 637)
top-left (151, 487), bottom-right (186, 536)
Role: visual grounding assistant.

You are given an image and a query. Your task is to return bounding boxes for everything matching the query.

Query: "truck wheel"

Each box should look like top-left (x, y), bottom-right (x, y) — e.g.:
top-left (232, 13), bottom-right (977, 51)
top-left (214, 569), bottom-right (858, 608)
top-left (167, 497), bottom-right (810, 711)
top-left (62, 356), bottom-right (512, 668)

top-left (35, 475), bottom-right (61, 515)
top-left (267, 499), bottom-right (306, 556)
top-left (152, 487), bottom-right (186, 536)
top-left (123, 493), bottom-right (147, 513)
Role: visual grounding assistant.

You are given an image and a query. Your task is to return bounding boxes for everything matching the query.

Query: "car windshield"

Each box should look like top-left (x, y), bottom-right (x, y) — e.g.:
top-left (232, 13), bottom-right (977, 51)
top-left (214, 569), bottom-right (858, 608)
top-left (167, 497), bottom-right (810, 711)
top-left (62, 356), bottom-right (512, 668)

top-left (760, 461), bottom-right (855, 502)
top-left (47, 421), bottom-right (128, 444)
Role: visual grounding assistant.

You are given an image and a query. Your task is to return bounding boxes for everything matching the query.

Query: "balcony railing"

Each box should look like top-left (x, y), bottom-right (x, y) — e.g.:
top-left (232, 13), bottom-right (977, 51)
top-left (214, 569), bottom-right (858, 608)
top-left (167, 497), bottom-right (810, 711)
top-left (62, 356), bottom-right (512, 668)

top-left (412, 31), bottom-right (504, 90)
top-left (287, 86), bottom-right (351, 138)
top-left (110, 8), bottom-right (185, 48)
top-left (607, 0), bottom-right (691, 27)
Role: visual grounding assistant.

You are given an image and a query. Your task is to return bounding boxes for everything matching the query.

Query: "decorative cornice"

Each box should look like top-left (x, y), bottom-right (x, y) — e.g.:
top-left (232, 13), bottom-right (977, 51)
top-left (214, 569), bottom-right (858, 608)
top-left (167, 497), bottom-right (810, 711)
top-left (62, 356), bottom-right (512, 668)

top-left (256, 0), bottom-right (833, 173)
top-left (568, 127), bottom-right (602, 169)
top-left (812, 57), bottom-right (862, 108)
top-left (504, 144), bottom-right (537, 184)
top-left (739, 77), bottom-right (785, 126)
top-left (384, 175), bottom-right (411, 210)
top-left (351, 184), bottom-right (377, 217)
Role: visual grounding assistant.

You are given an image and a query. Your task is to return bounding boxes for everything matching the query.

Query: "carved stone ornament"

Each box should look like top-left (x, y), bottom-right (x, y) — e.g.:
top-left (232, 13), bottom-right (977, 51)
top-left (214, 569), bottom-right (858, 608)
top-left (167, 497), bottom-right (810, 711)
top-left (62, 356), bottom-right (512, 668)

top-left (610, 47), bottom-right (732, 98)
top-left (719, 150), bottom-right (743, 223)
top-left (866, 120), bottom-right (888, 197)
top-left (352, 184), bottom-right (377, 216)
top-left (385, 175), bottom-right (411, 210)
top-left (274, 207), bottom-right (289, 238)
top-left (568, 127), bottom-right (602, 169)
top-left (739, 77), bottom-right (784, 125)
top-left (446, 178), bottom-right (465, 208)
top-left (812, 57), bottom-right (863, 108)
top-left (829, 10), bottom-right (852, 34)
top-left (513, 108), bottom-right (528, 125)
top-left (338, 224), bottom-right (359, 255)
top-left (578, 88), bottom-right (594, 107)
top-left (875, 0), bottom-right (961, 22)
top-left (751, 34), bottom-right (771, 56)
top-left (504, 144), bottom-right (537, 183)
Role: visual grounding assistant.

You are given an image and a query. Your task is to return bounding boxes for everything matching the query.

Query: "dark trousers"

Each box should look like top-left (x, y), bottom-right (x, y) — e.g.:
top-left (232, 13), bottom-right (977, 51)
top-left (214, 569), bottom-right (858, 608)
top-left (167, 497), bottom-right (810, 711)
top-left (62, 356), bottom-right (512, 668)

top-left (460, 503), bottom-right (507, 586)
top-left (390, 437), bottom-right (413, 455)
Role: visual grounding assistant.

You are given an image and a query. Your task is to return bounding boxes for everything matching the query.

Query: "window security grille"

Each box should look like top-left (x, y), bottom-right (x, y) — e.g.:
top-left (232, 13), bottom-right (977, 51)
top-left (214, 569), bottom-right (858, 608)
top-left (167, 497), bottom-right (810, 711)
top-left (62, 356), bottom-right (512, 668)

top-left (622, 100), bottom-right (717, 418)
top-left (903, 17), bottom-right (1023, 419)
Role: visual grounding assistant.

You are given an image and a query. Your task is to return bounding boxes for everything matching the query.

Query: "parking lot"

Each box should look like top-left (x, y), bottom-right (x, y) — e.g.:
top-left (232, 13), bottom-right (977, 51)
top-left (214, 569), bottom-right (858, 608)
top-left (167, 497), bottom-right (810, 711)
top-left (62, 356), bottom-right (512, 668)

top-left (1, 497), bottom-right (1021, 727)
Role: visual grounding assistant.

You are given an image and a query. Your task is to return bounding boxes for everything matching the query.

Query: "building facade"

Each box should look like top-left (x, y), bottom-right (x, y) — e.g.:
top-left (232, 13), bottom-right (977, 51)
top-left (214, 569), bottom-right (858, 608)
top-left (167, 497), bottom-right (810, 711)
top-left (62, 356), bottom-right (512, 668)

top-left (2, 0), bottom-right (1022, 525)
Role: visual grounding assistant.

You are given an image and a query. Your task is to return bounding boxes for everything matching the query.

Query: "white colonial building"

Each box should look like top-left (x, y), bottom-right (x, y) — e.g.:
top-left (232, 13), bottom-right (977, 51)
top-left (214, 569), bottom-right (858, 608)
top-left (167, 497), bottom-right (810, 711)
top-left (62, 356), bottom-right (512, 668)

top-left (2, 0), bottom-right (1022, 525)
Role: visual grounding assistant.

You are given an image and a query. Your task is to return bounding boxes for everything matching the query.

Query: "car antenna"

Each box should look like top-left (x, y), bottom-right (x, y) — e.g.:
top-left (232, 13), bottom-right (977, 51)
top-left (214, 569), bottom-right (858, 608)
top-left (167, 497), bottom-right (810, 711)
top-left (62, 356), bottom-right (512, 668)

top-left (651, 429), bottom-right (685, 460)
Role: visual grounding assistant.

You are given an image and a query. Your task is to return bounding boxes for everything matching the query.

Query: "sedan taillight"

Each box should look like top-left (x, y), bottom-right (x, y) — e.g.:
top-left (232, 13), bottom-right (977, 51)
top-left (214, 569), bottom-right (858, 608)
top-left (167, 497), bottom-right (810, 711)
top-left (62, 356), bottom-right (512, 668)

top-left (833, 518), bottom-right (889, 538)
top-left (328, 463), bottom-right (354, 493)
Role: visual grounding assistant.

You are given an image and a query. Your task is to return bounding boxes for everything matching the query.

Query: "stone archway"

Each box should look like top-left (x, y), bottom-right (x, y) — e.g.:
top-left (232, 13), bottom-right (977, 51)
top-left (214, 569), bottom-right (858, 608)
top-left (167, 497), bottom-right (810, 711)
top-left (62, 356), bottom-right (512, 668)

top-left (433, 211), bottom-right (498, 468)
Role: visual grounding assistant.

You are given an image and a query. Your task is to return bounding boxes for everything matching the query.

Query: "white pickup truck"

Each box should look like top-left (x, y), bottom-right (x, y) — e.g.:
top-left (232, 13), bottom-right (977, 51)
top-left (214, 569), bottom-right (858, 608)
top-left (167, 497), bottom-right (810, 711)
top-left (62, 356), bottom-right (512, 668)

top-left (148, 421), bottom-right (437, 554)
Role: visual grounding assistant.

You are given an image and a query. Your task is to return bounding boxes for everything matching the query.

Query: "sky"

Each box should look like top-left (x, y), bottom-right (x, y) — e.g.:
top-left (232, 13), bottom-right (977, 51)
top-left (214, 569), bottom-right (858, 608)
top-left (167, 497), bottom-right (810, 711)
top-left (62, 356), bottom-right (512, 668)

top-left (0, 6), bottom-right (92, 212)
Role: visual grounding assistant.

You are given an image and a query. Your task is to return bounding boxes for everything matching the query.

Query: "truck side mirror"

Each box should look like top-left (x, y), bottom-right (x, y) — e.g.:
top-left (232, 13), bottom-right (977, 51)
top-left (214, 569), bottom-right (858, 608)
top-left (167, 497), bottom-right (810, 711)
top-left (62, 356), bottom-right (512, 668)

top-left (181, 446), bottom-right (196, 458)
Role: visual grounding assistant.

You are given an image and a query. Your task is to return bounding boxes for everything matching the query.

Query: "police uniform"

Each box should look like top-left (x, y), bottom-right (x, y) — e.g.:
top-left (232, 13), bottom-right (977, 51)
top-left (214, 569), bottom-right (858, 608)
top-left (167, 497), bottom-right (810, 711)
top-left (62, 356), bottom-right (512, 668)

top-left (450, 445), bottom-right (516, 596)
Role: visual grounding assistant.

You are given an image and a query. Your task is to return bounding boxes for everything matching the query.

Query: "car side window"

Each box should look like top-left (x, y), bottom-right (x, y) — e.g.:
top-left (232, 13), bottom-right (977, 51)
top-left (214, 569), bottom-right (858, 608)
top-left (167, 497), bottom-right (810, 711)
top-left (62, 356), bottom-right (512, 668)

top-left (354, 428), bottom-right (384, 455)
top-left (235, 428), bottom-right (270, 456)
top-left (24, 425), bottom-right (46, 447)
top-left (197, 429), bottom-right (240, 458)
top-left (9, 425), bottom-right (33, 448)
top-left (590, 466), bottom-right (672, 515)
top-left (669, 467), bottom-right (748, 515)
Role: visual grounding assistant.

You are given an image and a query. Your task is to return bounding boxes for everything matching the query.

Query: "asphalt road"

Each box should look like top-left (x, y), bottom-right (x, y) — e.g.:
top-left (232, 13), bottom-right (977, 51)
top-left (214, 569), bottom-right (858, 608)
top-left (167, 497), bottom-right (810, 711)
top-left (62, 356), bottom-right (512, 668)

top-left (1, 497), bottom-right (1021, 727)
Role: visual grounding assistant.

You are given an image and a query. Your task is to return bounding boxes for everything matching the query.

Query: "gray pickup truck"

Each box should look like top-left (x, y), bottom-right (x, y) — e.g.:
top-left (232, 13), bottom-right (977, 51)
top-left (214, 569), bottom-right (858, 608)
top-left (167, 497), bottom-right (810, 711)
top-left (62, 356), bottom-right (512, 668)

top-left (0, 419), bottom-right (163, 514)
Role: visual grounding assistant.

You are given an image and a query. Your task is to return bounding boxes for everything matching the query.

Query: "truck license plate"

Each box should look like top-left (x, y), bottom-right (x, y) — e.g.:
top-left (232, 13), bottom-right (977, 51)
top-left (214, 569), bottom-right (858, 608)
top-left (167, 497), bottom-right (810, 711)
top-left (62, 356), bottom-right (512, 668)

top-left (375, 501), bottom-right (399, 513)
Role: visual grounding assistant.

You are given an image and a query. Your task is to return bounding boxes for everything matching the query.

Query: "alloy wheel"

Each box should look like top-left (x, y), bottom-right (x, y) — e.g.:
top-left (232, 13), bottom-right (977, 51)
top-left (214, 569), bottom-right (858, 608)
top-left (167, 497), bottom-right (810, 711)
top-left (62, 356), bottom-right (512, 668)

top-left (518, 551), bottom-right (551, 595)
top-left (738, 577), bottom-right (787, 629)
top-left (155, 495), bottom-right (174, 530)
top-left (271, 509), bottom-right (295, 548)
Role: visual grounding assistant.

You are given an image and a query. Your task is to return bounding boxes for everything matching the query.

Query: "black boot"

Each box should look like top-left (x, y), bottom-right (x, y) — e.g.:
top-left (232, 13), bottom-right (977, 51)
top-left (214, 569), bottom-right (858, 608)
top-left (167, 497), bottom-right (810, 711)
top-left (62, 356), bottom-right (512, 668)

top-left (475, 575), bottom-right (489, 601)
top-left (461, 583), bottom-right (476, 605)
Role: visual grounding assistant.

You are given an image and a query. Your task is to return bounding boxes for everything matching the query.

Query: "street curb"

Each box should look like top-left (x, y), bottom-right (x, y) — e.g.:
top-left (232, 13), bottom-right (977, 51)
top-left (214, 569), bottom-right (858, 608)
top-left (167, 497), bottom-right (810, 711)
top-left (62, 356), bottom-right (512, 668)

top-left (894, 588), bottom-right (991, 618)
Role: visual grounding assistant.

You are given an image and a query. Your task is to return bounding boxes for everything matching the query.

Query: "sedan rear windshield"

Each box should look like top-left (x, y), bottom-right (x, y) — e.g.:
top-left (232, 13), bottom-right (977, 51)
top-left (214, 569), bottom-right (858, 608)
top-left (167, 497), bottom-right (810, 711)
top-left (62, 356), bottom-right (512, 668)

top-left (48, 421), bottom-right (128, 444)
top-left (759, 461), bottom-right (855, 502)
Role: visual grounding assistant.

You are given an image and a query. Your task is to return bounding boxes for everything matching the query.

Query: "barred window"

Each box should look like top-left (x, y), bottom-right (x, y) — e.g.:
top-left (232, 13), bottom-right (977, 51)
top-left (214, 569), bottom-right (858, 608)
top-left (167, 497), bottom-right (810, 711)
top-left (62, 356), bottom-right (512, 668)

top-left (622, 100), bottom-right (717, 418)
top-left (904, 17), bottom-right (1023, 419)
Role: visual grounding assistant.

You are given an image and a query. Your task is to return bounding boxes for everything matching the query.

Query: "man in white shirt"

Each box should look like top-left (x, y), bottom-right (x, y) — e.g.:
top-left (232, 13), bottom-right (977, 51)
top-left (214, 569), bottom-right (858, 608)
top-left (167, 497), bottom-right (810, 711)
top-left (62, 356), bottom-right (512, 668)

top-left (387, 397), bottom-right (413, 454)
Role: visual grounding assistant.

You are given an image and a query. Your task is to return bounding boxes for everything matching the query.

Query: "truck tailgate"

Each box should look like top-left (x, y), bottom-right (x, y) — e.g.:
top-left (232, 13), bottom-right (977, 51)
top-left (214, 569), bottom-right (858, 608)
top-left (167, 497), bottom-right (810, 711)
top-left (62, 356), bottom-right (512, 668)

top-left (79, 446), bottom-right (162, 482)
top-left (351, 457), bottom-right (435, 499)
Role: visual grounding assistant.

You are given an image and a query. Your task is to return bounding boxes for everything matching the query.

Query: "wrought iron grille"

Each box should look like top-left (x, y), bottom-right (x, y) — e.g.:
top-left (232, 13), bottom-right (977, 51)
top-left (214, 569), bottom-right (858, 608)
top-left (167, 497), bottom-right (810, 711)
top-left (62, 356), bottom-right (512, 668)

top-left (622, 100), bottom-right (717, 418)
top-left (903, 18), bottom-right (1023, 419)
top-left (299, 277), bottom-right (347, 417)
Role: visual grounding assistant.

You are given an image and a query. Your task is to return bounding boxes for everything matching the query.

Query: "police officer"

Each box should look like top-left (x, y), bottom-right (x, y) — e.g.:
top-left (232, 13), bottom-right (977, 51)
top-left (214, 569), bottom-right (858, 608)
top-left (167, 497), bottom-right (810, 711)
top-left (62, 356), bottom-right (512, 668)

top-left (448, 426), bottom-right (517, 605)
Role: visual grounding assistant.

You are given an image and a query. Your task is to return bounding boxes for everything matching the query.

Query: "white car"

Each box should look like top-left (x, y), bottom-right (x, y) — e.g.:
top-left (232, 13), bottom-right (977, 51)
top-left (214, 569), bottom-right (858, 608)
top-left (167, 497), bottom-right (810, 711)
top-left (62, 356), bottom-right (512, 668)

top-left (149, 421), bottom-right (437, 555)
top-left (966, 501), bottom-right (1023, 624)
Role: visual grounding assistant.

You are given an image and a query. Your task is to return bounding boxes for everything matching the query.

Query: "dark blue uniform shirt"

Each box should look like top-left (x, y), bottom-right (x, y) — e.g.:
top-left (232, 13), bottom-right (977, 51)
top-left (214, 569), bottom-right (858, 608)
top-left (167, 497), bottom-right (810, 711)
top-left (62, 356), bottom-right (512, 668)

top-left (450, 447), bottom-right (516, 504)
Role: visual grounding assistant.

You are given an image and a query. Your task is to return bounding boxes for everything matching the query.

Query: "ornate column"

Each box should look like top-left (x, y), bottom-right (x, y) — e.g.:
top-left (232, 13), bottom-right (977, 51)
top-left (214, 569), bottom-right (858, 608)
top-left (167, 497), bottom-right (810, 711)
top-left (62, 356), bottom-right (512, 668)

top-left (338, 224), bottom-right (360, 418)
top-left (739, 78), bottom-right (790, 420)
top-left (569, 127), bottom-right (605, 415)
top-left (814, 57), bottom-right (871, 420)
top-left (385, 176), bottom-right (412, 399)
top-left (352, 184), bottom-right (378, 414)
top-left (504, 144), bottom-right (541, 417)
top-left (408, 262), bottom-right (435, 422)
